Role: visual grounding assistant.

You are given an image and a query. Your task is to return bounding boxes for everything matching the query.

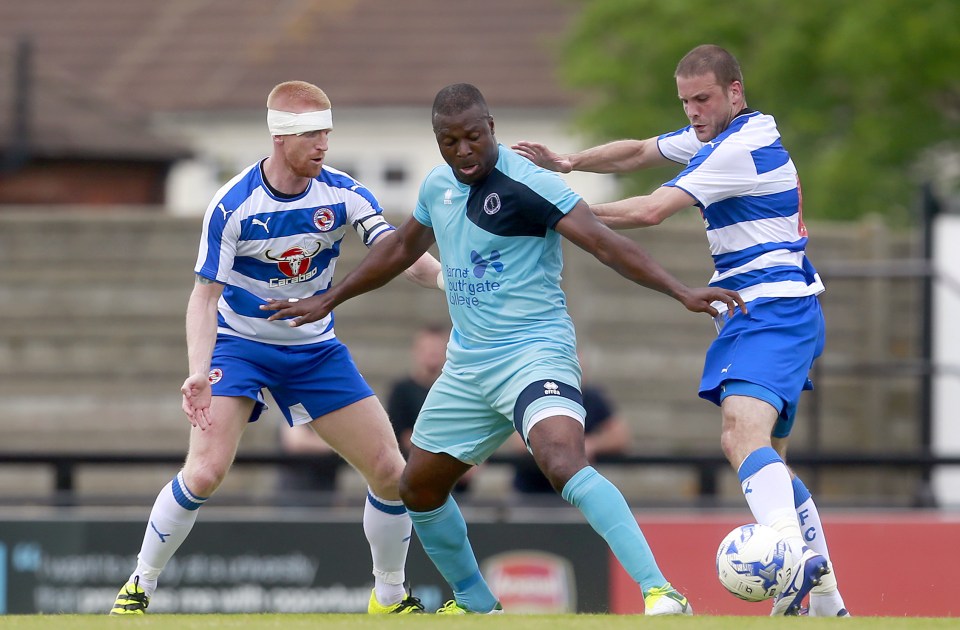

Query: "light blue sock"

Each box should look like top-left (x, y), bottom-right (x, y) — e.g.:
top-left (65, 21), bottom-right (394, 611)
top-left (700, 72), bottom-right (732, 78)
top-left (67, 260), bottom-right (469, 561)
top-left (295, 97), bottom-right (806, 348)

top-left (407, 496), bottom-right (498, 613)
top-left (561, 466), bottom-right (667, 594)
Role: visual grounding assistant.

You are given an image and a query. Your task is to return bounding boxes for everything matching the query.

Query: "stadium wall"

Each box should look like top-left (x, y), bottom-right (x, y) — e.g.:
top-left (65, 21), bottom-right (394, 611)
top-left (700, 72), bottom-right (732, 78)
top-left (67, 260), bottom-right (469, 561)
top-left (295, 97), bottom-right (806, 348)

top-left (0, 511), bottom-right (956, 616)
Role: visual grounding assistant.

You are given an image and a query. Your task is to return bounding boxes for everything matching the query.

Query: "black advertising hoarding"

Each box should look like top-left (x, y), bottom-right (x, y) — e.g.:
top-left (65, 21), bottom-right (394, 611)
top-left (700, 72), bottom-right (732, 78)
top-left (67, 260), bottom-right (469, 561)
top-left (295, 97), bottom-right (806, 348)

top-left (0, 514), bottom-right (610, 614)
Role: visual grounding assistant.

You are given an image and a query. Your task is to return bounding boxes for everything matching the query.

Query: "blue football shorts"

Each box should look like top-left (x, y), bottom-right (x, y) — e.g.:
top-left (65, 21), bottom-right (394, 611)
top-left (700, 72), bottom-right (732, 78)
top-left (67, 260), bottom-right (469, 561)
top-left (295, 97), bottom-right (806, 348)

top-left (411, 341), bottom-right (586, 465)
top-left (208, 334), bottom-right (374, 425)
top-left (700, 296), bottom-right (825, 438)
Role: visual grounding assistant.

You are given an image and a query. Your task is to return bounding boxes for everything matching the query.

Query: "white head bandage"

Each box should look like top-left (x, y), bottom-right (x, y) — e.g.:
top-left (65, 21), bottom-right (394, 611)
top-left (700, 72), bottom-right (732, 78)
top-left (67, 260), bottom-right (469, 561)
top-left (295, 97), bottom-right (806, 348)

top-left (267, 109), bottom-right (333, 136)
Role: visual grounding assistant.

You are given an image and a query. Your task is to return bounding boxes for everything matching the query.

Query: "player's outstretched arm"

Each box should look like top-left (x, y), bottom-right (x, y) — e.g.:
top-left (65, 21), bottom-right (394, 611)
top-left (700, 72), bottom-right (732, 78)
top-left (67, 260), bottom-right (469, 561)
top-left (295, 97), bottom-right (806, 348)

top-left (512, 137), bottom-right (668, 174)
top-left (556, 201), bottom-right (745, 318)
top-left (261, 216), bottom-right (436, 327)
top-left (592, 185), bottom-right (695, 230)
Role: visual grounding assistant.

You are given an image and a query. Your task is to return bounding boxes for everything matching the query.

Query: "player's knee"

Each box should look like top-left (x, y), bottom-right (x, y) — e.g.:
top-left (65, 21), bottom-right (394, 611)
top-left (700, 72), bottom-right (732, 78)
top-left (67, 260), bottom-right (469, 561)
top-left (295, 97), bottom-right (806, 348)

top-left (720, 427), bottom-right (739, 466)
top-left (182, 462), bottom-right (228, 497)
top-left (537, 459), bottom-right (582, 493)
top-left (398, 471), bottom-right (447, 512)
top-left (364, 453), bottom-right (404, 498)
top-left (531, 434), bottom-right (587, 490)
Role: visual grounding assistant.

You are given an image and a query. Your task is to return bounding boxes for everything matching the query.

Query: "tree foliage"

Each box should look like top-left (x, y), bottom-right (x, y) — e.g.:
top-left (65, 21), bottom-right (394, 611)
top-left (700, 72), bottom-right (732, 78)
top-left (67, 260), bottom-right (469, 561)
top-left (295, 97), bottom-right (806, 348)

top-left (559, 0), bottom-right (960, 223)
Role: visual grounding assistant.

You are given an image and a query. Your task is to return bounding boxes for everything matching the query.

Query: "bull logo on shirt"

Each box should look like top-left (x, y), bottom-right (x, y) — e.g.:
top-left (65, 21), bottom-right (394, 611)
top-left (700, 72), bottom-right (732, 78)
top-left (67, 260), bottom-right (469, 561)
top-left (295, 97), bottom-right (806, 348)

top-left (264, 241), bottom-right (324, 286)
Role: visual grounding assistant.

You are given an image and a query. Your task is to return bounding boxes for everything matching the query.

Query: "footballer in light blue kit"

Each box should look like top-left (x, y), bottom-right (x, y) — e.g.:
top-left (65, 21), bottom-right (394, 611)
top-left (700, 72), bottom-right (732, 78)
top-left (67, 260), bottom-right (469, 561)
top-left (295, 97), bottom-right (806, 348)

top-left (264, 82), bottom-right (744, 615)
top-left (411, 143), bottom-right (585, 465)
top-left (514, 44), bottom-right (849, 618)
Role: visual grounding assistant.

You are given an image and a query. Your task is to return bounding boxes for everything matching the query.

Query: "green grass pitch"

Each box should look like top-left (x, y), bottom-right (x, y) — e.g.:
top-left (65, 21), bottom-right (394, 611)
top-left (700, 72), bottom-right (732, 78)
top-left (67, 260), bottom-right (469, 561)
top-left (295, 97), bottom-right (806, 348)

top-left (0, 615), bottom-right (954, 630)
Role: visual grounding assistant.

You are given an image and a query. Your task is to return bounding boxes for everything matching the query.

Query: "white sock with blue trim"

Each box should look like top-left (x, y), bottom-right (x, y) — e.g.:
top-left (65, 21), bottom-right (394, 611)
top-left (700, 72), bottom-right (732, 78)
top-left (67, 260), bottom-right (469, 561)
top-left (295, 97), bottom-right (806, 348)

top-left (364, 489), bottom-right (410, 605)
top-left (131, 473), bottom-right (206, 597)
top-left (738, 447), bottom-right (805, 555)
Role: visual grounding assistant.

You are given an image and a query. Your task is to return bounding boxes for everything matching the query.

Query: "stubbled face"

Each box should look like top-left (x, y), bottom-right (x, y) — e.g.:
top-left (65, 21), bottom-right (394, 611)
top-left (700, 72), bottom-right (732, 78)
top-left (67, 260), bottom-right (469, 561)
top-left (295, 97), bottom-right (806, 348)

top-left (433, 104), bottom-right (499, 185)
top-left (278, 128), bottom-right (330, 179)
top-left (676, 72), bottom-right (742, 142)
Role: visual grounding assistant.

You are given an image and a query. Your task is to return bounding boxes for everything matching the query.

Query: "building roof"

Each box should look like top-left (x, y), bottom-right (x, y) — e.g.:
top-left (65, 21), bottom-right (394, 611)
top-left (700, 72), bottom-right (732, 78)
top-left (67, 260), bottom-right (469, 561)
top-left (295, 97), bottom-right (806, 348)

top-left (0, 40), bottom-right (191, 161)
top-left (0, 0), bottom-right (579, 115)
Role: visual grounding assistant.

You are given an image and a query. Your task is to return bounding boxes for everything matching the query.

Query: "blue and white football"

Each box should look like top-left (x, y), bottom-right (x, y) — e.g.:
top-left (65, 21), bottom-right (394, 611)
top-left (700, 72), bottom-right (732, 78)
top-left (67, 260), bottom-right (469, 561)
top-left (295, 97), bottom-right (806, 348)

top-left (716, 523), bottom-right (796, 602)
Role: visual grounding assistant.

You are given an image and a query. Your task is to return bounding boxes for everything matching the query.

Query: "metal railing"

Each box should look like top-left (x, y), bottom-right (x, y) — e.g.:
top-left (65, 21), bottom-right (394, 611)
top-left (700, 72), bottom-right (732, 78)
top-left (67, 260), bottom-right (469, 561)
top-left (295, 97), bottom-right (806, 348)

top-left (1, 450), bottom-right (959, 508)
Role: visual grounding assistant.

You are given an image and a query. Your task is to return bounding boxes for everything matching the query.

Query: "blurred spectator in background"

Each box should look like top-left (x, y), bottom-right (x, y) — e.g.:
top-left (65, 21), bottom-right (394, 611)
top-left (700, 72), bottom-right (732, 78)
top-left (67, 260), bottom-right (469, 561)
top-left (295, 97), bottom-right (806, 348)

top-left (385, 323), bottom-right (473, 493)
top-left (386, 323), bottom-right (449, 455)
top-left (276, 422), bottom-right (341, 500)
top-left (509, 351), bottom-right (631, 494)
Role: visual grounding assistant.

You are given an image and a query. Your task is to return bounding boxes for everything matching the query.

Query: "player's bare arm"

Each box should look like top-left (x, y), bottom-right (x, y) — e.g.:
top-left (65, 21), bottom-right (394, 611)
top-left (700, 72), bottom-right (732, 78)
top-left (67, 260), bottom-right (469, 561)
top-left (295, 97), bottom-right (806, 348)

top-left (262, 216), bottom-right (436, 327)
top-left (181, 274), bottom-right (224, 430)
top-left (359, 214), bottom-right (442, 290)
top-left (556, 201), bottom-right (745, 318)
top-left (512, 137), bottom-right (669, 174)
top-left (593, 185), bottom-right (696, 229)
top-left (398, 249), bottom-right (444, 290)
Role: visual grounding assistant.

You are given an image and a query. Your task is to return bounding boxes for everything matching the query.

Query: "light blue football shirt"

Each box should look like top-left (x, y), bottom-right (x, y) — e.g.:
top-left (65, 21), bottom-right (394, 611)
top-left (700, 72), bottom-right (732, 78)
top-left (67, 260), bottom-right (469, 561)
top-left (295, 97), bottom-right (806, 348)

top-left (413, 145), bottom-right (582, 360)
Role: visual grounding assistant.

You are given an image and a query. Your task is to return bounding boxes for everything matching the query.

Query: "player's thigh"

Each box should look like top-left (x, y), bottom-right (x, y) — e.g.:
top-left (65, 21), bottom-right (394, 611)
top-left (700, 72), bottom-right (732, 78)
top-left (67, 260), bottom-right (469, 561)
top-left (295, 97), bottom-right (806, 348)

top-left (526, 415), bottom-right (588, 487)
top-left (183, 395), bottom-right (254, 492)
top-left (310, 395), bottom-right (405, 490)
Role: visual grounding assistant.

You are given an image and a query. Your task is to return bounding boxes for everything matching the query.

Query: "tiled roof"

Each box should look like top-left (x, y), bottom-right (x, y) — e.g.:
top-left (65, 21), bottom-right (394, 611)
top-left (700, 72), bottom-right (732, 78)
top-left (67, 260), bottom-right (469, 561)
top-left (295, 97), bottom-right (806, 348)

top-left (0, 40), bottom-right (190, 159)
top-left (0, 0), bottom-right (579, 114)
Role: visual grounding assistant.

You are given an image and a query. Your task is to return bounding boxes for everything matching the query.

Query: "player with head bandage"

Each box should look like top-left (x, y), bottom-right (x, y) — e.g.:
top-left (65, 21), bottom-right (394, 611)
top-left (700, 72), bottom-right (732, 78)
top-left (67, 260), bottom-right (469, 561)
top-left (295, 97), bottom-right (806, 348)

top-left (110, 80), bottom-right (442, 616)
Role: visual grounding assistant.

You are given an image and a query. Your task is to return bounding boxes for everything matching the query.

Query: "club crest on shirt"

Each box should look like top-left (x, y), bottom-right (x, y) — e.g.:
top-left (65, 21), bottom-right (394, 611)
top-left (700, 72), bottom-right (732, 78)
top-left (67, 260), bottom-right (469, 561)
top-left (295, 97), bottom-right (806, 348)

top-left (265, 241), bottom-right (323, 286)
top-left (313, 207), bottom-right (336, 231)
top-left (483, 192), bottom-right (501, 215)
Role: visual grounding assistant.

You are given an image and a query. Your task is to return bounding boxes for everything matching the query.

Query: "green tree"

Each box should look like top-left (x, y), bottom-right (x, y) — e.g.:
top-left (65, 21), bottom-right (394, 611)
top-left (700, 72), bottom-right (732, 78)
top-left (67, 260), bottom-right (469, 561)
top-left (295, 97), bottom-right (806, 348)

top-left (560, 0), bottom-right (960, 223)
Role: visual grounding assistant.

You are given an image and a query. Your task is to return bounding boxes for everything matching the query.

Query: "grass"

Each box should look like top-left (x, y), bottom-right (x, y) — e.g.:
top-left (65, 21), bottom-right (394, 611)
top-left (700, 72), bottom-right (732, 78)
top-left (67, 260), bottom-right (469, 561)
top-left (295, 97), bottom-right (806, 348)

top-left (0, 615), bottom-right (954, 630)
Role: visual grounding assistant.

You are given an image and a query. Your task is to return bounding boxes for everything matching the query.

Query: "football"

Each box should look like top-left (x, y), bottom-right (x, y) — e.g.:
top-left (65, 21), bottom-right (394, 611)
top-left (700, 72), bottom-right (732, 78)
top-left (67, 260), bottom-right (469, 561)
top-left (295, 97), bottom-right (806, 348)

top-left (716, 523), bottom-right (795, 602)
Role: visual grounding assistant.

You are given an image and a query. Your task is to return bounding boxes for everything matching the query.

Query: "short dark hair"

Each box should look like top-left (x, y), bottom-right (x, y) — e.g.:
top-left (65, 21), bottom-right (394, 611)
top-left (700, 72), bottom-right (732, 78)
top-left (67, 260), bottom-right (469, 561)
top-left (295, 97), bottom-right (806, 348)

top-left (432, 83), bottom-right (489, 120)
top-left (675, 45), bottom-right (743, 88)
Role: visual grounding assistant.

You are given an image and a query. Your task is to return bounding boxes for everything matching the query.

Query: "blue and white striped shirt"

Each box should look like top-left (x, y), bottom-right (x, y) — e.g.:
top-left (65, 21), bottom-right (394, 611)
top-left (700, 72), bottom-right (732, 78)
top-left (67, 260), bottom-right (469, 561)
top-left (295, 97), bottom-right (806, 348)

top-left (658, 110), bottom-right (823, 311)
top-left (195, 160), bottom-right (394, 345)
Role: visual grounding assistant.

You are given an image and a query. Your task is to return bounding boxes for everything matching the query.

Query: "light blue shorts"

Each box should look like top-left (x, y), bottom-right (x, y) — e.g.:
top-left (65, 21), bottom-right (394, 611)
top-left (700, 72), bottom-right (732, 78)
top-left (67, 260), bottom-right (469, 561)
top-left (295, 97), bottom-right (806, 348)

top-left (700, 296), bottom-right (825, 438)
top-left (209, 334), bottom-right (374, 425)
top-left (411, 342), bottom-right (585, 465)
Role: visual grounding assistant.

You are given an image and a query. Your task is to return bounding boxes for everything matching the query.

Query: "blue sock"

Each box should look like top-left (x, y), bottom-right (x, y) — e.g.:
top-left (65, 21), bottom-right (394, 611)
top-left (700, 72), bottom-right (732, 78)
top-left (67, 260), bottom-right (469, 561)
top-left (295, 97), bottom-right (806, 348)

top-left (407, 496), bottom-right (498, 613)
top-left (561, 466), bottom-right (666, 593)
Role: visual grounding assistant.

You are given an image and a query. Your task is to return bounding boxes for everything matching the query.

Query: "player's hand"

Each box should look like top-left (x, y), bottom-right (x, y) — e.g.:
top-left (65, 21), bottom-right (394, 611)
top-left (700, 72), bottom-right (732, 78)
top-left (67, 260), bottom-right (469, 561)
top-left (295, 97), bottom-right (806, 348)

top-left (512, 141), bottom-right (573, 173)
top-left (260, 296), bottom-right (331, 327)
top-left (181, 373), bottom-right (213, 430)
top-left (679, 287), bottom-right (748, 319)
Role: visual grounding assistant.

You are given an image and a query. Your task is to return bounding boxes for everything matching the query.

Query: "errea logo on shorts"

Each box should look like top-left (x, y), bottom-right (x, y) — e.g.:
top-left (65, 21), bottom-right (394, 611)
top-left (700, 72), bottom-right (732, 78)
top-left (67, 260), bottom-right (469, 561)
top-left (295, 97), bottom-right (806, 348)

top-left (544, 382), bottom-right (560, 396)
